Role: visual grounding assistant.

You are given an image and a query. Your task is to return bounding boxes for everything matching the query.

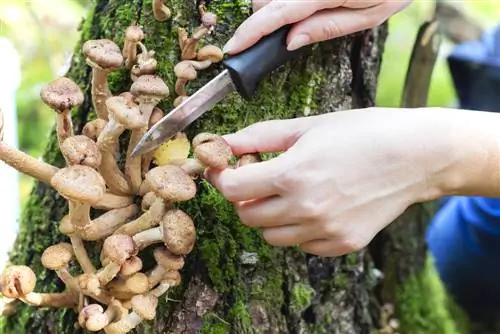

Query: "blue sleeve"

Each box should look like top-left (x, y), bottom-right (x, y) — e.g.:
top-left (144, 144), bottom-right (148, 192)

top-left (426, 196), bottom-right (500, 319)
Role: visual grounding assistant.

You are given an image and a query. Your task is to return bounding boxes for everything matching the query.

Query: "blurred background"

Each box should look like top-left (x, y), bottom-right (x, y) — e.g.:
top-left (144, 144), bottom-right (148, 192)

top-left (0, 0), bottom-right (498, 264)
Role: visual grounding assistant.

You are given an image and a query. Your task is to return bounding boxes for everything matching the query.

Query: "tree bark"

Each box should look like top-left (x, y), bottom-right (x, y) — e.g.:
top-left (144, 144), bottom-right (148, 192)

top-left (0, 1), bottom-right (464, 333)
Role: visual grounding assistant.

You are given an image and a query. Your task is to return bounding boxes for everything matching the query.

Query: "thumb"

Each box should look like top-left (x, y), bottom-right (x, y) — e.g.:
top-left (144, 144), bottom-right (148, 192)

top-left (223, 116), bottom-right (323, 156)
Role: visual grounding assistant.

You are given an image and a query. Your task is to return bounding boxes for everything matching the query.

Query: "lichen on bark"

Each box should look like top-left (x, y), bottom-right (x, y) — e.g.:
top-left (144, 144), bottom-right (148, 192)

top-left (0, 0), bottom-right (466, 333)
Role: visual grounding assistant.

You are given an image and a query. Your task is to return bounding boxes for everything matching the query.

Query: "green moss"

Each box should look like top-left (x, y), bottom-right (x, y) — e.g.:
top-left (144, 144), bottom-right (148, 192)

top-left (291, 283), bottom-right (316, 314)
top-left (396, 255), bottom-right (470, 334)
top-left (229, 300), bottom-right (253, 331)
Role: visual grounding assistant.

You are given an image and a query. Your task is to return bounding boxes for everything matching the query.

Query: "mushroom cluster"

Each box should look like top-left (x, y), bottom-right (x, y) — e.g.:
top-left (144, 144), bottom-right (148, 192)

top-left (0, 4), bottom-right (258, 333)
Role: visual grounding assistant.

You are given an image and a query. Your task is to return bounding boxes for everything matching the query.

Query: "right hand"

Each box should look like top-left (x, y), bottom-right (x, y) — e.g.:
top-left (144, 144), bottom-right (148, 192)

top-left (223, 0), bottom-right (412, 54)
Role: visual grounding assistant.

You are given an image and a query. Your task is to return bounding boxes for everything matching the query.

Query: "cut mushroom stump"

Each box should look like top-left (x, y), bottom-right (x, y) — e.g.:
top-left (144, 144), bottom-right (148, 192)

top-left (82, 39), bottom-right (124, 120)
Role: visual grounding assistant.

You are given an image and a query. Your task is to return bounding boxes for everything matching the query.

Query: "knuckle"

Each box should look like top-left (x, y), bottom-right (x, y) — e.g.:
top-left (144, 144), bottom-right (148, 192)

top-left (262, 230), bottom-right (283, 247)
top-left (218, 177), bottom-right (240, 202)
top-left (322, 19), bottom-right (342, 39)
top-left (297, 200), bottom-right (326, 221)
top-left (274, 169), bottom-right (301, 192)
top-left (339, 236), bottom-right (366, 254)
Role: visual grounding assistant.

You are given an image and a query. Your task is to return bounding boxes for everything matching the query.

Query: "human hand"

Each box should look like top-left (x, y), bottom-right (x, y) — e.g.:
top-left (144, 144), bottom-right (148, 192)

top-left (223, 0), bottom-right (412, 54)
top-left (205, 108), bottom-right (469, 257)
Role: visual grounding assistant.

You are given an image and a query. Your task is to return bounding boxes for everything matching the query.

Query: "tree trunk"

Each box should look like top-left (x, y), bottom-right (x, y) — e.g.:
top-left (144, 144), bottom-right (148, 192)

top-left (0, 1), bottom-right (465, 333)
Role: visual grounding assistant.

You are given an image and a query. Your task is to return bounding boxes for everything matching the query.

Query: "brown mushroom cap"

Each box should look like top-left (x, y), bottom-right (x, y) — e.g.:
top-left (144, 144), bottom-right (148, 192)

top-left (120, 256), bottom-right (143, 276)
top-left (125, 25), bottom-right (144, 43)
top-left (50, 165), bottom-right (106, 204)
top-left (145, 165), bottom-right (197, 202)
top-left (0, 265), bottom-right (36, 298)
top-left (130, 75), bottom-right (169, 100)
top-left (82, 39), bottom-right (124, 69)
top-left (105, 96), bottom-right (147, 129)
top-left (125, 273), bottom-right (149, 294)
top-left (131, 294), bottom-right (158, 320)
top-left (78, 304), bottom-right (104, 328)
top-left (201, 12), bottom-right (217, 28)
top-left (41, 243), bottom-right (74, 270)
top-left (60, 135), bottom-right (102, 169)
top-left (162, 270), bottom-right (181, 286)
top-left (82, 119), bottom-right (108, 141)
top-left (161, 209), bottom-right (196, 255)
top-left (236, 153), bottom-right (262, 168)
top-left (58, 215), bottom-right (75, 235)
top-left (192, 133), bottom-right (233, 169)
top-left (197, 45), bottom-right (223, 63)
top-left (174, 61), bottom-right (197, 81)
top-left (40, 77), bottom-right (84, 112)
top-left (102, 235), bottom-right (138, 264)
top-left (153, 247), bottom-right (185, 271)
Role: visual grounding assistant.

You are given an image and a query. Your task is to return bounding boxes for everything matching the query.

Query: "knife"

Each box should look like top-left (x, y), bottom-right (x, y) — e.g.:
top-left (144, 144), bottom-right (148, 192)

top-left (130, 24), bottom-right (309, 157)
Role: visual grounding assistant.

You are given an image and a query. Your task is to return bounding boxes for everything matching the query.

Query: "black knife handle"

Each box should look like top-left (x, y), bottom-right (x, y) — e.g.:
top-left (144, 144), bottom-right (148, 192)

top-left (223, 25), bottom-right (310, 100)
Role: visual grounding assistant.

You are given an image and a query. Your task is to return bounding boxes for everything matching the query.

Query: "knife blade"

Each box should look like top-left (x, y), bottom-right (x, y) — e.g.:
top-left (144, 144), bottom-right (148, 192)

top-left (131, 24), bottom-right (309, 157)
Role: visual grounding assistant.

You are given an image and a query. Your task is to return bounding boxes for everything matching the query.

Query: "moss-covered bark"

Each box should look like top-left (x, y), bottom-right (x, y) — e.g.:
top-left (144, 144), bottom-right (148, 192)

top-left (0, 0), bottom-right (464, 333)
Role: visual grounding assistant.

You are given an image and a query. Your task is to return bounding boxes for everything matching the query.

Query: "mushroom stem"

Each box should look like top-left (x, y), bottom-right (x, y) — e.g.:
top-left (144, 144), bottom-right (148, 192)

top-left (80, 300), bottom-right (127, 332)
top-left (100, 151), bottom-right (134, 195)
top-left (132, 227), bottom-right (163, 250)
top-left (125, 126), bottom-right (147, 193)
top-left (0, 142), bottom-right (58, 184)
top-left (91, 67), bottom-right (112, 120)
top-left (96, 193), bottom-right (134, 210)
top-left (68, 200), bottom-right (92, 230)
top-left (114, 197), bottom-right (168, 236)
top-left (79, 204), bottom-right (139, 241)
top-left (152, 0), bottom-right (171, 21)
top-left (20, 291), bottom-right (78, 308)
top-left (56, 109), bottom-right (74, 147)
top-left (70, 236), bottom-right (96, 273)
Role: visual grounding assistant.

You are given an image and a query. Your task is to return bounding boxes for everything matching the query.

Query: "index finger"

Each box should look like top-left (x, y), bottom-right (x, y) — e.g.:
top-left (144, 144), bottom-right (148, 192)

top-left (224, 0), bottom-right (329, 54)
top-left (206, 156), bottom-right (285, 202)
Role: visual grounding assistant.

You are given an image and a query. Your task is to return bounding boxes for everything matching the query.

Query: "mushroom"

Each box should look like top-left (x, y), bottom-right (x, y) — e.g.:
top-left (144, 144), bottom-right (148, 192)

top-left (152, 0), bottom-right (171, 21)
top-left (132, 209), bottom-right (196, 254)
top-left (169, 158), bottom-right (207, 177)
top-left (60, 135), bottom-right (102, 169)
top-left (236, 153), bottom-right (262, 167)
top-left (60, 204), bottom-right (139, 241)
top-left (131, 43), bottom-right (157, 81)
top-left (119, 256), bottom-right (143, 277)
top-left (50, 165), bottom-right (106, 233)
top-left (123, 24), bottom-right (145, 68)
top-left (127, 75), bottom-right (169, 193)
top-left (97, 235), bottom-right (139, 286)
top-left (82, 39), bottom-right (124, 120)
top-left (174, 61), bottom-right (198, 96)
top-left (196, 44), bottom-right (224, 67)
top-left (178, 26), bottom-right (209, 60)
top-left (116, 164), bottom-right (196, 236)
top-left (79, 300), bottom-right (128, 332)
top-left (150, 271), bottom-right (181, 298)
top-left (199, 2), bottom-right (217, 31)
top-left (96, 95), bottom-right (146, 195)
top-left (0, 265), bottom-right (78, 309)
top-left (41, 243), bottom-right (82, 292)
top-left (146, 247), bottom-right (184, 288)
top-left (40, 77), bottom-right (84, 147)
top-left (104, 294), bottom-right (158, 334)
top-left (106, 272), bottom-right (149, 300)
top-left (192, 132), bottom-right (233, 169)
top-left (141, 107), bottom-right (164, 177)
top-left (140, 191), bottom-right (157, 212)
top-left (82, 119), bottom-right (108, 141)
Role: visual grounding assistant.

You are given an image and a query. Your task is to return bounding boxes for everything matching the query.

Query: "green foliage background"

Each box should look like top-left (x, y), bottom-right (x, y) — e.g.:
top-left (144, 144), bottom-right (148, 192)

top-left (0, 0), bottom-right (498, 207)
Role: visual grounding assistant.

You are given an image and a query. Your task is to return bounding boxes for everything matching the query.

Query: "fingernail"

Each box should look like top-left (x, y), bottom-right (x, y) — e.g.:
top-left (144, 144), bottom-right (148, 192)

top-left (287, 34), bottom-right (310, 51)
top-left (223, 37), bottom-right (236, 54)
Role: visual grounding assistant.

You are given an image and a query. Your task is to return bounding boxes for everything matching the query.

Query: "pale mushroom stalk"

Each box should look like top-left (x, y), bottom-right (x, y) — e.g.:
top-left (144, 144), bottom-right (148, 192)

top-left (83, 40), bottom-right (124, 120)
top-left (78, 204), bottom-right (139, 241)
top-left (146, 248), bottom-right (183, 288)
top-left (126, 75), bottom-right (169, 193)
top-left (70, 236), bottom-right (96, 273)
top-left (80, 300), bottom-right (127, 332)
top-left (152, 0), bottom-right (171, 21)
top-left (104, 294), bottom-right (158, 334)
top-left (141, 107), bottom-right (164, 177)
top-left (178, 26), bottom-right (209, 60)
top-left (113, 194), bottom-right (168, 236)
top-left (20, 291), bottom-right (78, 308)
top-left (150, 272), bottom-right (181, 297)
top-left (123, 24), bottom-right (144, 68)
top-left (97, 95), bottom-right (146, 195)
top-left (96, 193), bottom-right (134, 210)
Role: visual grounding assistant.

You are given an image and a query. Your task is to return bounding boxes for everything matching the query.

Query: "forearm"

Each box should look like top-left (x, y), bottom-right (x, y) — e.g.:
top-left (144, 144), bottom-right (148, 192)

top-left (423, 107), bottom-right (500, 199)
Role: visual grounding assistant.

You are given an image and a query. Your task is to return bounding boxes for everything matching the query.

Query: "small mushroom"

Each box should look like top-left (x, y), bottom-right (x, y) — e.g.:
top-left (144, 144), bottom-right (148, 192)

top-left (98, 235), bottom-right (139, 286)
top-left (50, 165), bottom-right (106, 232)
top-left (123, 24), bottom-right (145, 68)
top-left (60, 135), bottom-right (102, 169)
top-left (41, 243), bottom-right (81, 292)
top-left (196, 44), bottom-right (224, 66)
top-left (40, 77), bottom-right (84, 147)
top-left (152, 0), bottom-right (171, 21)
top-left (127, 75), bottom-right (170, 193)
top-left (79, 300), bottom-right (127, 332)
top-left (178, 26), bottom-right (209, 60)
top-left (106, 272), bottom-right (149, 300)
top-left (82, 119), bottom-right (108, 141)
top-left (96, 95), bottom-right (146, 195)
top-left (104, 294), bottom-right (158, 334)
top-left (119, 256), bottom-right (143, 277)
top-left (82, 39), bottom-right (124, 120)
top-left (0, 265), bottom-right (78, 309)
top-left (146, 247), bottom-right (184, 288)
top-left (169, 158), bottom-right (207, 178)
top-left (192, 132), bottom-right (233, 169)
top-left (174, 61), bottom-right (198, 96)
top-left (236, 153), bottom-right (262, 167)
top-left (131, 43), bottom-right (157, 81)
top-left (132, 209), bottom-right (196, 254)
top-left (150, 271), bottom-right (181, 298)
top-left (199, 1), bottom-right (217, 30)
